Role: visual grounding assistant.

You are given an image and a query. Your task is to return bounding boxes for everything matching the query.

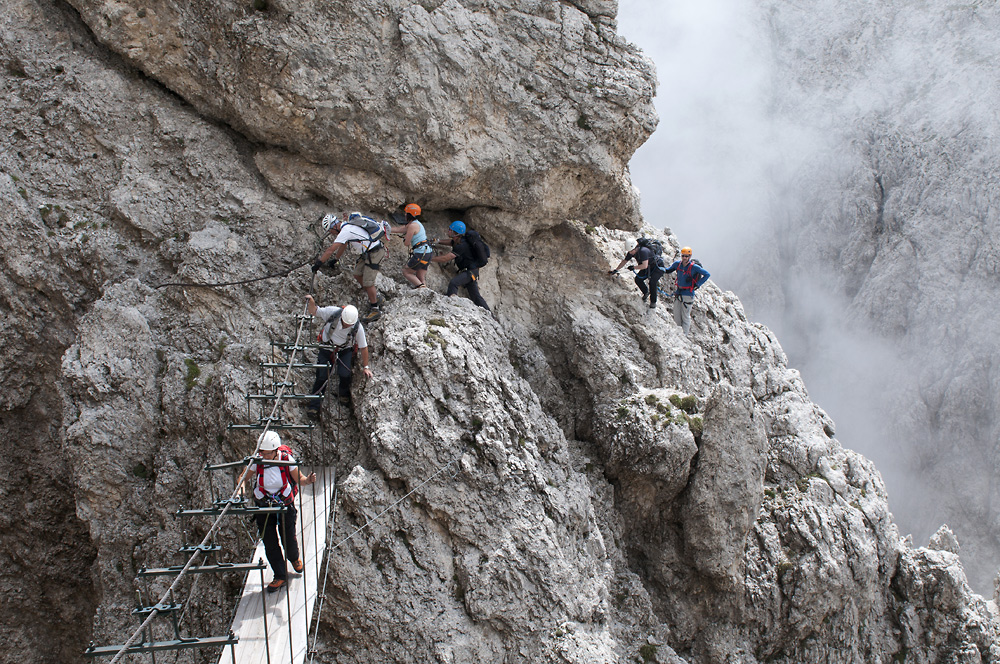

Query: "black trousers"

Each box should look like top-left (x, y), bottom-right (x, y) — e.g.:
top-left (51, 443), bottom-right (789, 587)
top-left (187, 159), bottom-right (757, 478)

top-left (308, 347), bottom-right (353, 410)
top-left (447, 269), bottom-right (490, 310)
top-left (634, 268), bottom-right (663, 305)
top-left (256, 502), bottom-right (298, 581)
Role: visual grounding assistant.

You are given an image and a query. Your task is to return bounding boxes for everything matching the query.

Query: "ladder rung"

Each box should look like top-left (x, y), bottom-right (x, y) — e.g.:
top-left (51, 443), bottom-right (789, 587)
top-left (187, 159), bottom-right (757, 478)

top-left (227, 423), bottom-right (316, 431)
top-left (85, 633), bottom-right (238, 657)
top-left (132, 602), bottom-right (183, 617)
top-left (175, 506), bottom-right (285, 517)
top-left (246, 394), bottom-right (320, 400)
top-left (178, 544), bottom-right (222, 554)
top-left (137, 561), bottom-right (266, 577)
top-left (260, 363), bottom-right (330, 369)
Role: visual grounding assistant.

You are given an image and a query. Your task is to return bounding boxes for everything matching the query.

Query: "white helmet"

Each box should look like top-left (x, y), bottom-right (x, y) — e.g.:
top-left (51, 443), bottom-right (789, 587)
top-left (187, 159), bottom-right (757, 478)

top-left (341, 305), bottom-right (359, 325)
top-left (321, 214), bottom-right (340, 232)
top-left (258, 430), bottom-right (282, 451)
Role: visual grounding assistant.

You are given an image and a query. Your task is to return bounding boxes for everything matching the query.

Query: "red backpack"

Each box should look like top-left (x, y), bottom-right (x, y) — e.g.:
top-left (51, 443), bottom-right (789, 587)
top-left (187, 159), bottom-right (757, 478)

top-left (254, 445), bottom-right (298, 505)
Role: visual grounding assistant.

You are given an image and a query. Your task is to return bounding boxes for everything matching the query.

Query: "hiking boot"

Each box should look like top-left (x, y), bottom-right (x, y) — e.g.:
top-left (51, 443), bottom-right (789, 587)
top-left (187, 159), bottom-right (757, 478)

top-left (375, 294), bottom-right (385, 307)
top-left (338, 394), bottom-right (351, 405)
top-left (305, 407), bottom-right (320, 421)
top-left (292, 559), bottom-right (304, 574)
top-left (267, 578), bottom-right (287, 593)
top-left (649, 302), bottom-right (656, 309)
top-left (362, 308), bottom-right (382, 323)
top-left (641, 292), bottom-right (649, 302)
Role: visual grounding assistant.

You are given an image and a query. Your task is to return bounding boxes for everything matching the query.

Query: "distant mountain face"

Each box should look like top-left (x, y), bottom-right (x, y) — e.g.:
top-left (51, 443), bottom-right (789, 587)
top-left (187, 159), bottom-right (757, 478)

top-left (743, 0), bottom-right (1000, 593)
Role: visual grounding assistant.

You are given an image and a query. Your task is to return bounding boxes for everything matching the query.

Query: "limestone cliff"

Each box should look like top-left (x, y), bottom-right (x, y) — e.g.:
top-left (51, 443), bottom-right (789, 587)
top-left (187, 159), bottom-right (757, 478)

top-left (0, 1), bottom-right (997, 663)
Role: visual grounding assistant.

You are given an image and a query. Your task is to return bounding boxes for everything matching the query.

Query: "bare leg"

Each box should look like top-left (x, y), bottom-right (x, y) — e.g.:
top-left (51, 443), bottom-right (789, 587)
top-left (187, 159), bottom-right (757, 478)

top-left (402, 267), bottom-right (422, 287)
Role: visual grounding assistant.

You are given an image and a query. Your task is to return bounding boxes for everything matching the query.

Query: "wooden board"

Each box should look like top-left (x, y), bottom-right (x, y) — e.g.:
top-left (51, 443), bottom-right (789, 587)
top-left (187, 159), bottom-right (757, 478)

top-left (218, 467), bottom-right (335, 664)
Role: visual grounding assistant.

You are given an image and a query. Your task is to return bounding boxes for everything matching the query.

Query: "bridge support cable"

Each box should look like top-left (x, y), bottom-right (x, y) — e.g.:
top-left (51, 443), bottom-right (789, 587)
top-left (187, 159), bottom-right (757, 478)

top-left (306, 447), bottom-right (467, 663)
top-left (100, 304), bottom-right (315, 664)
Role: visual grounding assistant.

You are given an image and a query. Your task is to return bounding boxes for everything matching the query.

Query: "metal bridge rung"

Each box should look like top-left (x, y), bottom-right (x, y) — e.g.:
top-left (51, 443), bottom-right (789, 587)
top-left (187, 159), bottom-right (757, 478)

top-left (132, 602), bottom-right (183, 617)
top-left (178, 544), bottom-right (222, 554)
top-left (175, 506), bottom-right (285, 517)
top-left (245, 394), bottom-right (320, 400)
top-left (227, 423), bottom-right (316, 431)
top-left (84, 633), bottom-right (238, 657)
top-left (138, 561), bottom-right (266, 577)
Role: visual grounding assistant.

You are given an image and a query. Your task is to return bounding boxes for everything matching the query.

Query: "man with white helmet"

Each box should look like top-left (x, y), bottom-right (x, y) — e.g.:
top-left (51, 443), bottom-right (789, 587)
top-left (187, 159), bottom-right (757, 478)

top-left (242, 431), bottom-right (317, 593)
top-left (304, 295), bottom-right (374, 418)
top-left (312, 212), bottom-right (390, 323)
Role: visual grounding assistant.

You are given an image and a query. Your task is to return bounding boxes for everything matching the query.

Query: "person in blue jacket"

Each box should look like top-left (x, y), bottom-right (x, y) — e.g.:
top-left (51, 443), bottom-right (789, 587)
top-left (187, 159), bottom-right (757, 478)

top-left (664, 246), bottom-right (710, 335)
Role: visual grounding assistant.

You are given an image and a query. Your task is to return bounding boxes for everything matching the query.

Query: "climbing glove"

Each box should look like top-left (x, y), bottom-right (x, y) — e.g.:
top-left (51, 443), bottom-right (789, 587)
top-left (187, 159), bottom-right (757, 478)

top-left (609, 269), bottom-right (618, 275)
top-left (311, 260), bottom-right (324, 273)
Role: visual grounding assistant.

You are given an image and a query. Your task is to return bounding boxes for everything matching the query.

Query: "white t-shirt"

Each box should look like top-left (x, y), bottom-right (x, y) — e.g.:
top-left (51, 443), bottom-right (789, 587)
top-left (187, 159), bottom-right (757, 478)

top-left (316, 306), bottom-right (368, 348)
top-left (334, 224), bottom-right (382, 254)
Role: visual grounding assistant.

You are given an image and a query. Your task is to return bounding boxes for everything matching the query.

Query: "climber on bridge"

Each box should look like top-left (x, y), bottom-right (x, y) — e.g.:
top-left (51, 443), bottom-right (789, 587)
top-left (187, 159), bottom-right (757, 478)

top-left (388, 203), bottom-right (433, 289)
top-left (663, 246), bottom-right (710, 335)
top-left (304, 295), bottom-right (373, 418)
top-left (430, 221), bottom-right (491, 311)
top-left (311, 212), bottom-right (390, 323)
top-left (242, 431), bottom-right (317, 593)
top-left (609, 236), bottom-right (667, 309)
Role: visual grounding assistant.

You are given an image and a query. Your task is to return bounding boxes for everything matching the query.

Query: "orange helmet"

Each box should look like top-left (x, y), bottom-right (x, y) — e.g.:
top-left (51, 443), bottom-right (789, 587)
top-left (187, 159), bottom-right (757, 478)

top-left (404, 203), bottom-right (421, 217)
top-left (680, 246), bottom-right (692, 257)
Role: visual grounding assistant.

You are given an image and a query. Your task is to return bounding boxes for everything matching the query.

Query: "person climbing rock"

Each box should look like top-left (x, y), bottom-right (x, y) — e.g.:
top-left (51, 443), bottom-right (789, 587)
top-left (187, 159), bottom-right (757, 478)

top-left (304, 295), bottom-right (373, 418)
top-left (242, 431), bottom-right (317, 593)
top-left (312, 212), bottom-right (388, 323)
top-left (663, 246), bottom-right (710, 335)
top-left (609, 236), bottom-right (667, 309)
top-left (389, 203), bottom-right (433, 289)
top-left (430, 221), bottom-right (491, 311)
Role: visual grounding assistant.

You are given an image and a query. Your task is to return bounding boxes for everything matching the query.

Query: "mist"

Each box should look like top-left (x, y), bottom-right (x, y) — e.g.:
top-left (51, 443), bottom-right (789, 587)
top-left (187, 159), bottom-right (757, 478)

top-left (617, 0), bottom-right (1000, 593)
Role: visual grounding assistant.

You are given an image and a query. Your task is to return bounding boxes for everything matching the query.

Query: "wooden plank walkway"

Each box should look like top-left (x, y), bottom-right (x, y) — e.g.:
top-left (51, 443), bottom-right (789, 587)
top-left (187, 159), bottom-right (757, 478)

top-left (218, 467), bottom-right (335, 664)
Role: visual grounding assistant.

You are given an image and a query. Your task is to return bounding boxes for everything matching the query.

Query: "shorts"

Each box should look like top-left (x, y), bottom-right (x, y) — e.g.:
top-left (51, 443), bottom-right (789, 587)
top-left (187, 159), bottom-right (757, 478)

top-left (352, 245), bottom-right (386, 287)
top-left (406, 250), bottom-right (432, 270)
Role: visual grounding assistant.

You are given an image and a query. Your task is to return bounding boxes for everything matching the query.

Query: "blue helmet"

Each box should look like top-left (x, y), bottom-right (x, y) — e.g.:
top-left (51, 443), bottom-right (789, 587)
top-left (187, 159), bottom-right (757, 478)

top-left (449, 220), bottom-right (466, 235)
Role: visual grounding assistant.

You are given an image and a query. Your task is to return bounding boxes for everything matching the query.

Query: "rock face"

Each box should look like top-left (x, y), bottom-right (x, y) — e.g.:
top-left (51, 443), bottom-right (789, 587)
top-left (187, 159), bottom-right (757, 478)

top-left (65, 0), bottom-right (656, 228)
top-left (1, 1), bottom-right (998, 663)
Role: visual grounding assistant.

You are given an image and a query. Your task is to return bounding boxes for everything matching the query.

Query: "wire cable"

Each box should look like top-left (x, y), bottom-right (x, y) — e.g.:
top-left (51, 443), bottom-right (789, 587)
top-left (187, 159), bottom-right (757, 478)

top-left (154, 259), bottom-right (313, 289)
top-left (307, 446), bottom-right (466, 663)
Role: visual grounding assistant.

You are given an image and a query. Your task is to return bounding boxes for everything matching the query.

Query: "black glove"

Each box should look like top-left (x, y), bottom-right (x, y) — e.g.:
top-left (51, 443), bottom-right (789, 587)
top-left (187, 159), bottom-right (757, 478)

top-left (628, 265), bottom-right (637, 272)
top-left (311, 260), bottom-right (324, 273)
top-left (327, 256), bottom-right (338, 269)
top-left (609, 269), bottom-right (618, 275)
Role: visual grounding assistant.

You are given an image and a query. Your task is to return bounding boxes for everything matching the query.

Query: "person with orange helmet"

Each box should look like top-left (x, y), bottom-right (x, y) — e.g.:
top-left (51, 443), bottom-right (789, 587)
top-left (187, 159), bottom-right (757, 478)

top-left (389, 203), bottom-right (433, 289)
top-left (663, 246), bottom-right (710, 335)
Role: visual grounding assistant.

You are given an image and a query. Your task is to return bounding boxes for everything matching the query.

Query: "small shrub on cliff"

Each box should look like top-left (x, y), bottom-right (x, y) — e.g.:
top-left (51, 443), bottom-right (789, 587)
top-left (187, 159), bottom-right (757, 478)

top-left (639, 644), bottom-right (658, 662)
top-left (184, 358), bottom-right (201, 389)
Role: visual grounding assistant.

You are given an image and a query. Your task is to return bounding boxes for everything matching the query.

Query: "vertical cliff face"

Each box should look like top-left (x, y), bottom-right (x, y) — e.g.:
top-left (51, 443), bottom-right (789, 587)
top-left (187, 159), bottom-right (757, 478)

top-left (1, 1), bottom-right (998, 663)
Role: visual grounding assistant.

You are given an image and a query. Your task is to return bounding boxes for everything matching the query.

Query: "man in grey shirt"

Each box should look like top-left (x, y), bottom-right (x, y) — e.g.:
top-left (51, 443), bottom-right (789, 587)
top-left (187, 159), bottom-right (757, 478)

top-left (304, 295), bottom-right (374, 418)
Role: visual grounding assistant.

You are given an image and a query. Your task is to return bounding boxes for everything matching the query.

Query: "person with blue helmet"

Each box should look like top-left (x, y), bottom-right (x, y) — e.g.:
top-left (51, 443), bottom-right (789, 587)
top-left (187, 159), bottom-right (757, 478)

top-left (430, 220), bottom-right (491, 311)
top-left (663, 246), bottom-right (710, 335)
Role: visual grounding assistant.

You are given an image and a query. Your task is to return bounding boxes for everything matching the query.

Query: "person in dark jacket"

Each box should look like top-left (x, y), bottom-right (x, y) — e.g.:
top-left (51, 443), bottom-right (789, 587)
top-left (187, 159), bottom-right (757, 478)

top-left (663, 246), bottom-right (710, 334)
top-left (609, 237), bottom-right (666, 309)
top-left (430, 221), bottom-right (491, 311)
